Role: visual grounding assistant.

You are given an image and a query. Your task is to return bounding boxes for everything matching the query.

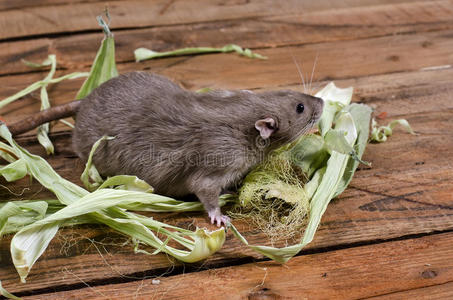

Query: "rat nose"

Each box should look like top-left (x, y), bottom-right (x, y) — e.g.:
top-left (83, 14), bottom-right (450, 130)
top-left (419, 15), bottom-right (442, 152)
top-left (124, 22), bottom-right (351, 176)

top-left (313, 96), bottom-right (324, 110)
top-left (314, 96), bottom-right (324, 103)
top-left (307, 95), bottom-right (324, 110)
top-left (311, 96), bottom-right (324, 121)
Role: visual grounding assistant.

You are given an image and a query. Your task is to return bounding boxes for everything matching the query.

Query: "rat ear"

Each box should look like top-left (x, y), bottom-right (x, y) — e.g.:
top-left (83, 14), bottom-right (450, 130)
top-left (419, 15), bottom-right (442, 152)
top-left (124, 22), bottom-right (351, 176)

top-left (255, 117), bottom-right (277, 139)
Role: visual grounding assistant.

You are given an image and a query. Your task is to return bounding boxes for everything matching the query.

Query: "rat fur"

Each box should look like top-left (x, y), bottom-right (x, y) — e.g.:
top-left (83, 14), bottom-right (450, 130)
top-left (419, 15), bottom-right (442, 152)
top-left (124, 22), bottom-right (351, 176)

top-left (69, 71), bottom-right (323, 226)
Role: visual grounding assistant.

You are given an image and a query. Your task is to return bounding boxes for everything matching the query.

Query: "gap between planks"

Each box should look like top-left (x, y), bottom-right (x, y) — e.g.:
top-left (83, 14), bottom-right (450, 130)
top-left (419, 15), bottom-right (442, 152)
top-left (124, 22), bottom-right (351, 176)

top-left (2, 26), bottom-right (453, 128)
top-left (0, 0), bottom-right (441, 41)
top-left (4, 229), bottom-right (453, 298)
top-left (0, 0), bottom-right (450, 296)
top-left (0, 0), bottom-right (452, 77)
top-left (18, 231), bottom-right (453, 300)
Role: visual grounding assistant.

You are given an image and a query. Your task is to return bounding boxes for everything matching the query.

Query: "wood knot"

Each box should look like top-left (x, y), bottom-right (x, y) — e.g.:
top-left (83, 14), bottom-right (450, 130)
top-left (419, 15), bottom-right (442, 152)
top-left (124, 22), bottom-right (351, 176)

top-left (421, 269), bottom-right (437, 279)
top-left (421, 41), bottom-right (433, 48)
top-left (387, 55), bottom-right (400, 62)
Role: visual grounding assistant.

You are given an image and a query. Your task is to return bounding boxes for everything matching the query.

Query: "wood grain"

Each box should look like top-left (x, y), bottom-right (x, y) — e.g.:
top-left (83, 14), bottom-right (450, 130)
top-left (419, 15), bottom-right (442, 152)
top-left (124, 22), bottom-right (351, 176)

top-left (1, 0), bottom-right (452, 297)
top-left (1, 0), bottom-right (452, 76)
top-left (368, 282), bottom-right (453, 300)
top-left (0, 0), bottom-right (435, 40)
top-left (21, 232), bottom-right (453, 300)
top-left (0, 0), bottom-right (121, 12)
top-left (2, 27), bottom-right (453, 131)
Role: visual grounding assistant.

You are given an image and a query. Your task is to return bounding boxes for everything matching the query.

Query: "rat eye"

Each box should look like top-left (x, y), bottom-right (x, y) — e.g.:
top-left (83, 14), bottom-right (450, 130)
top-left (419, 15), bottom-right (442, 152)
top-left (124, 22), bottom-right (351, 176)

top-left (296, 103), bottom-right (305, 114)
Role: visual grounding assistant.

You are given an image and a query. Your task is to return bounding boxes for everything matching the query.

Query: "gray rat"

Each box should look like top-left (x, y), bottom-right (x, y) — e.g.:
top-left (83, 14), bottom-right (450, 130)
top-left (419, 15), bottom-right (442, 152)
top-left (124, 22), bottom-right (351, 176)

top-left (71, 71), bottom-right (324, 226)
top-left (8, 71), bottom-right (323, 226)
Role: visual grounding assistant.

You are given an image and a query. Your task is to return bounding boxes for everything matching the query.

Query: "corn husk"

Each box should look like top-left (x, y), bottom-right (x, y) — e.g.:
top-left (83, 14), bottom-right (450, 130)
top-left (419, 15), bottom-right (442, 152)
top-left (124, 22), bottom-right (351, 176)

top-left (230, 83), bottom-right (373, 262)
top-left (0, 55), bottom-right (87, 155)
top-left (134, 44), bottom-right (267, 62)
top-left (371, 118), bottom-right (416, 142)
top-left (0, 280), bottom-right (21, 300)
top-left (80, 135), bottom-right (114, 190)
top-left (0, 61), bottom-right (87, 111)
top-left (76, 15), bottom-right (118, 99)
top-left (0, 124), bottom-right (228, 283)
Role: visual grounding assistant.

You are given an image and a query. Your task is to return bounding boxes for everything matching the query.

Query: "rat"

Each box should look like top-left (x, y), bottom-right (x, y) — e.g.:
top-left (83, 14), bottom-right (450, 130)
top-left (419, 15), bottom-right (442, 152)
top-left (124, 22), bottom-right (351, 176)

top-left (9, 71), bottom-right (324, 226)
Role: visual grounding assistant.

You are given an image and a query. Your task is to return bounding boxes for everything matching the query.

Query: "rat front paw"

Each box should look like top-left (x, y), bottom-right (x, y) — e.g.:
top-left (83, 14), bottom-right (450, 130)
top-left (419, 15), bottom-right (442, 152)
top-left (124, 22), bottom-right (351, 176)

top-left (208, 208), bottom-right (231, 227)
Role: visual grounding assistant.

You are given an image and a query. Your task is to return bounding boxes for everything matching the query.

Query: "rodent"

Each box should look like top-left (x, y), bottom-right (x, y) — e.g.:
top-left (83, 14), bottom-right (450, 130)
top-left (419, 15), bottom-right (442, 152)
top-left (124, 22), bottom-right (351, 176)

top-left (10, 71), bottom-right (324, 226)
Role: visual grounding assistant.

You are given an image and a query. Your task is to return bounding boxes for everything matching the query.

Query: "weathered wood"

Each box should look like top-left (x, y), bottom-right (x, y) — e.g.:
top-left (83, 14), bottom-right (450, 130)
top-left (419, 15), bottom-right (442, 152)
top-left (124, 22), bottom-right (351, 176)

top-left (2, 27), bottom-right (453, 131)
top-left (368, 282), bottom-right (453, 300)
top-left (0, 0), bottom-right (435, 40)
top-left (0, 0), bottom-right (121, 12)
top-left (1, 0), bottom-right (452, 297)
top-left (20, 232), bottom-right (453, 299)
top-left (1, 0), bottom-right (452, 76)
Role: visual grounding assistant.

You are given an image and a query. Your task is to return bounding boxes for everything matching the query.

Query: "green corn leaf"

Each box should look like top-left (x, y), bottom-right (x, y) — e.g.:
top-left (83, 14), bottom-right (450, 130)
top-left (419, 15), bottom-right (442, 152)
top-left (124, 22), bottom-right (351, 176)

top-left (0, 54), bottom-right (87, 156)
top-left (289, 134), bottom-right (328, 178)
top-left (0, 70), bottom-right (87, 111)
top-left (0, 200), bottom-right (58, 238)
top-left (58, 119), bottom-right (75, 129)
top-left (21, 56), bottom-right (53, 68)
top-left (135, 44), bottom-right (267, 62)
top-left (0, 124), bottom-right (226, 282)
top-left (316, 82), bottom-right (353, 136)
top-left (0, 125), bottom-right (89, 205)
top-left (0, 280), bottom-right (21, 300)
top-left (0, 143), bottom-right (18, 163)
top-left (80, 135), bottom-right (113, 191)
top-left (371, 118), bottom-right (416, 143)
top-left (76, 15), bottom-right (118, 99)
top-left (48, 72), bottom-right (89, 83)
top-left (325, 129), bottom-right (353, 154)
top-left (37, 86), bottom-right (54, 155)
top-left (0, 199), bottom-right (94, 236)
top-left (0, 82), bottom-right (41, 110)
top-left (0, 159), bottom-right (27, 182)
top-left (334, 104), bottom-right (372, 196)
top-left (324, 128), bottom-right (370, 167)
top-left (35, 54), bottom-right (57, 155)
top-left (0, 202), bottom-right (23, 238)
top-left (97, 175), bottom-right (154, 193)
top-left (21, 54), bottom-right (57, 155)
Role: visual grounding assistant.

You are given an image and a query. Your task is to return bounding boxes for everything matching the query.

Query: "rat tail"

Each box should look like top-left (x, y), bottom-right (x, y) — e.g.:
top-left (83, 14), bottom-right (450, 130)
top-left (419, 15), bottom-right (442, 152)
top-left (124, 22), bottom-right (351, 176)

top-left (8, 100), bottom-right (81, 136)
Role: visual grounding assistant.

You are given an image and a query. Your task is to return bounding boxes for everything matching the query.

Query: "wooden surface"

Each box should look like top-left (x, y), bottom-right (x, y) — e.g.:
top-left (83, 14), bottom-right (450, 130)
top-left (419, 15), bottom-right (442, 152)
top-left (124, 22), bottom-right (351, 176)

top-left (1, 0), bottom-right (452, 299)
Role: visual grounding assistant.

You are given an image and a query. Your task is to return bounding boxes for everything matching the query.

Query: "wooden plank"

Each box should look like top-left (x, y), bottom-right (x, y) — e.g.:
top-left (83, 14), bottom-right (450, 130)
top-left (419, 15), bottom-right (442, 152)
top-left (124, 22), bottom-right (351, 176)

top-left (1, 4), bottom-right (452, 294)
top-left (2, 27), bottom-right (453, 129)
top-left (20, 232), bottom-right (453, 299)
top-left (368, 282), bottom-right (453, 300)
top-left (0, 0), bottom-right (120, 12)
top-left (141, 30), bottom-right (453, 91)
top-left (0, 0), bottom-right (438, 40)
top-left (1, 78), bottom-right (452, 293)
top-left (1, 0), bottom-right (452, 76)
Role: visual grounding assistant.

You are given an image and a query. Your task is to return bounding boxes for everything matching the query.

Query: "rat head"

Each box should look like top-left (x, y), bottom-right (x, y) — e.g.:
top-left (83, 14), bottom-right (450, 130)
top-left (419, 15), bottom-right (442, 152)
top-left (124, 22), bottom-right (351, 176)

top-left (254, 90), bottom-right (324, 147)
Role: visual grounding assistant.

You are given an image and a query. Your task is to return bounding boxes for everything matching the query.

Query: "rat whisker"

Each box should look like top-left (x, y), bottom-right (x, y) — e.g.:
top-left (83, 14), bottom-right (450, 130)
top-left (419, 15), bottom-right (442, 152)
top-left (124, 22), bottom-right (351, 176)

top-left (309, 53), bottom-right (318, 94)
top-left (287, 111), bottom-right (317, 144)
top-left (291, 54), bottom-right (307, 94)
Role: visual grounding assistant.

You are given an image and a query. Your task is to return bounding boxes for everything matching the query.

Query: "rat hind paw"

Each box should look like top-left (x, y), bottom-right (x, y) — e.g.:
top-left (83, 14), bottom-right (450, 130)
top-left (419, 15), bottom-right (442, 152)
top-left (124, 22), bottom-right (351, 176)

top-left (208, 208), bottom-right (231, 227)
